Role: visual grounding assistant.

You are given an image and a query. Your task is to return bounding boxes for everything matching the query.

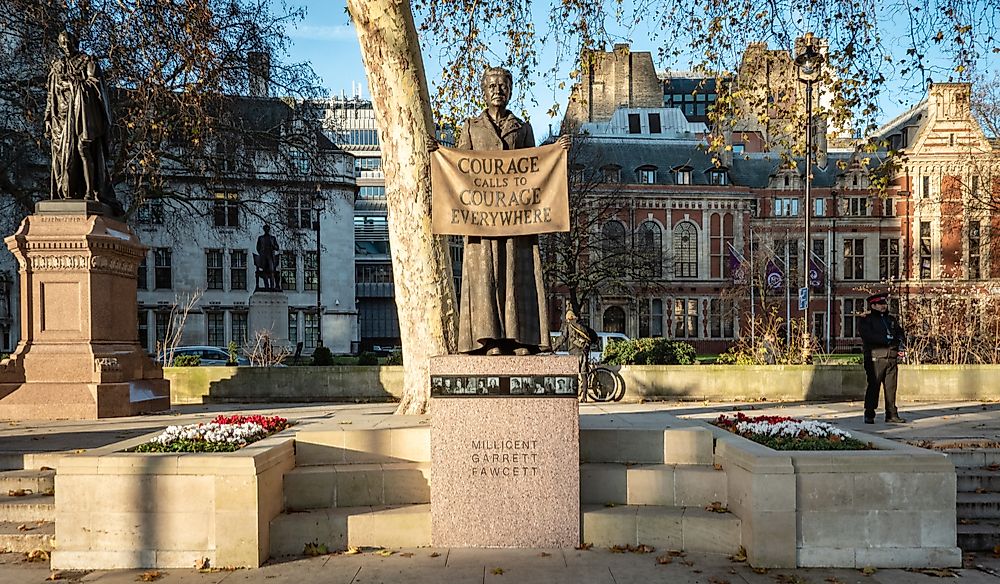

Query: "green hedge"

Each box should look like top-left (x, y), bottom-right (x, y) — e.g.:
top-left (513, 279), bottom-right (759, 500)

top-left (311, 346), bottom-right (335, 366)
top-left (602, 338), bottom-right (697, 366)
top-left (172, 355), bottom-right (202, 367)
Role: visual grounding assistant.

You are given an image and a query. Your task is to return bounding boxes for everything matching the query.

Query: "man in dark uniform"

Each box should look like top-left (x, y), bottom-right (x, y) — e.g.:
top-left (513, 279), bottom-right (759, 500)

top-left (859, 292), bottom-right (907, 424)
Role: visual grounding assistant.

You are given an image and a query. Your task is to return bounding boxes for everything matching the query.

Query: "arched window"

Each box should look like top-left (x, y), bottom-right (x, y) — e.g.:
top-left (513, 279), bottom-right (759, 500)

top-left (637, 221), bottom-right (663, 278)
top-left (674, 221), bottom-right (698, 278)
top-left (602, 221), bottom-right (626, 258)
top-left (603, 306), bottom-right (626, 334)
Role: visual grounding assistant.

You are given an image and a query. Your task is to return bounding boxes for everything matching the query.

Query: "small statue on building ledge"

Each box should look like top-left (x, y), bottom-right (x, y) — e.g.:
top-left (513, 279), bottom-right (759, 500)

top-left (253, 224), bottom-right (281, 292)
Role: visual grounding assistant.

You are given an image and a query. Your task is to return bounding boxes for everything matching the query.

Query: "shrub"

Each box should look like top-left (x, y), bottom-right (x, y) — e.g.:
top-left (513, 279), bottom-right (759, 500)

top-left (715, 347), bottom-right (758, 365)
top-left (311, 346), bottom-right (335, 366)
top-left (385, 350), bottom-right (403, 366)
top-left (601, 338), bottom-right (697, 365)
top-left (356, 351), bottom-right (379, 366)
top-left (226, 341), bottom-right (239, 365)
top-left (173, 355), bottom-right (202, 367)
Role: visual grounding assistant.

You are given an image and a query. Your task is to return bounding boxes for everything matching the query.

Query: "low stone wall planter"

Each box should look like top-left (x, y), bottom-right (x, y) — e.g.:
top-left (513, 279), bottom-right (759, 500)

top-left (51, 430), bottom-right (295, 569)
top-left (704, 422), bottom-right (960, 569)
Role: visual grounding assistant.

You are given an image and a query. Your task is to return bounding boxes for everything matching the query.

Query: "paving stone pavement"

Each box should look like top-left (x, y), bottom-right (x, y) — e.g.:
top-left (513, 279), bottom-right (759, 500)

top-left (2, 398), bottom-right (1000, 583)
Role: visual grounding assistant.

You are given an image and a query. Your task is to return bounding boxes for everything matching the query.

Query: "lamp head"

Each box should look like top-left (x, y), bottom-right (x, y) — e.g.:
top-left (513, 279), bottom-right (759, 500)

top-left (795, 36), bottom-right (825, 83)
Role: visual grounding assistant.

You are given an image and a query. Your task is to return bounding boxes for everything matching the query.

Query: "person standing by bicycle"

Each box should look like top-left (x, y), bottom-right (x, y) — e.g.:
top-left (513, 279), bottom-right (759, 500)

top-left (554, 307), bottom-right (599, 399)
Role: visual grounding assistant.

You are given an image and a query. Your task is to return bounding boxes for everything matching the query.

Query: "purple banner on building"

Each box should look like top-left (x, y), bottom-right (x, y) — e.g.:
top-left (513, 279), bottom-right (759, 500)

top-left (728, 245), bottom-right (748, 285)
top-left (765, 259), bottom-right (783, 291)
top-left (808, 258), bottom-right (824, 289)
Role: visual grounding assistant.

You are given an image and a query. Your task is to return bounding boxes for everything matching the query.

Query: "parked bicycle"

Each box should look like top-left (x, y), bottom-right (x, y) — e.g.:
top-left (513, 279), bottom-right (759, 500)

top-left (578, 356), bottom-right (625, 402)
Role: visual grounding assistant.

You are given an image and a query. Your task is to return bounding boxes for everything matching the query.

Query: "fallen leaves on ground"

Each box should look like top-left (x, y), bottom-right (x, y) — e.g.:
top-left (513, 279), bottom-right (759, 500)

top-left (399, 552), bottom-right (414, 558)
top-left (713, 463), bottom-right (724, 471)
top-left (7, 489), bottom-right (32, 497)
top-left (429, 552), bottom-right (441, 558)
top-left (375, 549), bottom-right (394, 557)
top-left (609, 544), bottom-right (654, 554)
top-left (906, 567), bottom-right (957, 577)
top-left (46, 572), bottom-right (63, 581)
top-left (729, 546), bottom-right (747, 562)
top-left (775, 575), bottom-right (808, 584)
top-left (609, 545), bottom-right (628, 554)
top-left (705, 501), bottom-right (729, 513)
top-left (193, 558), bottom-right (209, 570)
top-left (303, 542), bottom-right (328, 557)
top-left (136, 571), bottom-right (162, 582)
top-left (976, 487), bottom-right (987, 493)
top-left (25, 549), bottom-right (49, 562)
top-left (655, 554), bottom-right (673, 565)
top-left (825, 577), bottom-right (845, 584)
top-left (538, 552), bottom-right (551, 557)
top-left (490, 567), bottom-right (504, 575)
top-left (708, 578), bottom-right (730, 584)
top-left (751, 566), bottom-right (768, 574)
top-left (959, 518), bottom-right (978, 524)
top-left (575, 542), bottom-right (593, 550)
top-left (860, 566), bottom-right (877, 575)
top-left (343, 547), bottom-right (362, 555)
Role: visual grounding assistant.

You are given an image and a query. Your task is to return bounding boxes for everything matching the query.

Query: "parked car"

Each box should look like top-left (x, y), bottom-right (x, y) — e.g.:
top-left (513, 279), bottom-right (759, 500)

top-left (158, 346), bottom-right (250, 366)
top-left (550, 331), bottom-right (630, 362)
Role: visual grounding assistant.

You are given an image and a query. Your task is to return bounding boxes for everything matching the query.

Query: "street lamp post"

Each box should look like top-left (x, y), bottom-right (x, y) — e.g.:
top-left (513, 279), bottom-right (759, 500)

top-left (795, 34), bottom-right (824, 362)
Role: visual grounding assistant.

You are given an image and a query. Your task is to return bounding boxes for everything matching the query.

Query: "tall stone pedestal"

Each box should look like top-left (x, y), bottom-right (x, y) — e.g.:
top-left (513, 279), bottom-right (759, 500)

top-left (0, 202), bottom-right (170, 420)
top-left (430, 355), bottom-right (580, 548)
top-left (248, 291), bottom-right (289, 348)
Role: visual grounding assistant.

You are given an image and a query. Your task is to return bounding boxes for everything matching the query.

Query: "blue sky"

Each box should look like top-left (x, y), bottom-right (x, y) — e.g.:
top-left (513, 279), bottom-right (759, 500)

top-left (283, 1), bottom-right (997, 134)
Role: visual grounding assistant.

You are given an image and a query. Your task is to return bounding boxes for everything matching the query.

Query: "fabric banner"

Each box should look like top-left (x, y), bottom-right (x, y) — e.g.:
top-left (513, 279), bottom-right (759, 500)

top-left (808, 258), bottom-right (824, 289)
top-left (431, 143), bottom-right (569, 236)
top-left (727, 243), bottom-right (748, 285)
top-left (765, 259), bottom-right (784, 291)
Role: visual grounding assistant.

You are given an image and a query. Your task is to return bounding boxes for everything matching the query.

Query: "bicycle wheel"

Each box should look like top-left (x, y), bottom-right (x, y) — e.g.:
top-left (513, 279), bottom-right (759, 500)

top-left (587, 367), bottom-right (620, 402)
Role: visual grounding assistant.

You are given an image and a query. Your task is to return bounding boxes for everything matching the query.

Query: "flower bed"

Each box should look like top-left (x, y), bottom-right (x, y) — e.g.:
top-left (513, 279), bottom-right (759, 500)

top-left (134, 414), bottom-right (290, 453)
top-left (714, 412), bottom-right (873, 451)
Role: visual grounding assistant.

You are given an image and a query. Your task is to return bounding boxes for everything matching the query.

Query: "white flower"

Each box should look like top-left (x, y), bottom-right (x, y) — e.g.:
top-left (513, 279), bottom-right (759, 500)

top-left (148, 421), bottom-right (268, 446)
top-left (733, 419), bottom-right (852, 440)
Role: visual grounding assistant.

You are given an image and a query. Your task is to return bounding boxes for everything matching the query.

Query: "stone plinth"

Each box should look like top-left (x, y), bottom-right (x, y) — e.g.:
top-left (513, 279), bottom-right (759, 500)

top-left (430, 355), bottom-right (579, 548)
top-left (248, 291), bottom-right (290, 348)
top-left (0, 206), bottom-right (170, 419)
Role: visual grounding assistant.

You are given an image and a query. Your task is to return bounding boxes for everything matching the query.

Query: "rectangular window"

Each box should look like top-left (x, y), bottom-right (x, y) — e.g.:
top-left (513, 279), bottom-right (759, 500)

top-left (708, 171), bottom-right (728, 185)
top-left (304, 251), bottom-right (319, 291)
top-left (846, 197), bottom-right (869, 217)
top-left (638, 300), bottom-right (650, 338)
top-left (673, 298), bottom-right (699, 338)
top-left (206, 249), bottom-right (224, 290)
top-left (213, 191), bottom-right (239, 227)
top-left (814, 198), bottom-right (825, 217)
top-left (207, 312), bottom-right (225, 346)
top-left (843, 298), bottom-right (865, 338)
top-left (230, 311), bottom-right (248, 347)
top-left (358, 186), bottom-right (386, 199)
top-left (675, 170), bottom-right (692, 185)
top-left (637, 168), bottom-right (656, 184)
top-left (137, 310), bottom-right (150, 352)
top-left (920, 221), bottom-right (932, 279)
top-left (969, 221), bottom-right (982, 279)
top-left (601, 167), bottom-right (621, 182)
top-left (154, 248), bottom-right (172, 289)
top-left (776, 238), bottom-right (800, 281)
top-left (288, 310), bottom-right (298, 345)
top-left (774, 198), bottom-right (799, 217)
top-left (155, 311), bottom-right (170, 346)
top-left (648, 113), bottom-right (661, 134)
top-left (843, 238), bottom-right (865, 280)
top-left (627, 113), bottom-right (641, 134)
top-left (709, 299), bottom-right (734, 338)
top-left (882, 198), bottom-right (894, 217)
top-left (732, 144), bottom-right (745, 154)
top-left (971, 175), bottom-right (980, 197)
top-left (231, 250), bottom-right (247, 290)
top-left (304, 312), bottom-right (319, 349)
top-left (137, 200), bottom-right (164, 225)
top-left (879, 238), bottom-right (900, 281)
top-left (288, 195), bottom-right (313, 229)
top-left (922, 175), bottom-right (931, 199)
top-left (281, 254), bottom-right (297, 291)
top-left (137, 253), bottom-right (148, 291)
top-left (651, 299), bottom-right (664, 337)
top-left (354, 156), bottom-right (382, 176)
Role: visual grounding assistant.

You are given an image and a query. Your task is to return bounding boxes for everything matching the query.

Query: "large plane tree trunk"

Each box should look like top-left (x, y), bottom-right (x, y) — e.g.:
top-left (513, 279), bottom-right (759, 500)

top-left (347, 0), bottom-right (458, 415)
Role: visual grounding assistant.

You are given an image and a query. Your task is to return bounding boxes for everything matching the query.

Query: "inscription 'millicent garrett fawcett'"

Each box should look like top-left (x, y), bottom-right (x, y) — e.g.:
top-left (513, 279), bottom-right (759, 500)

top-left (470, 439), bottom-right (540, 477)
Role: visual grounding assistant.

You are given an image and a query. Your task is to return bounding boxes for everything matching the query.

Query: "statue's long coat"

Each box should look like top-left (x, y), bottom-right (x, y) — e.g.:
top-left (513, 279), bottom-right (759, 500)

top-left (455, 109), bottom-right (550, 353)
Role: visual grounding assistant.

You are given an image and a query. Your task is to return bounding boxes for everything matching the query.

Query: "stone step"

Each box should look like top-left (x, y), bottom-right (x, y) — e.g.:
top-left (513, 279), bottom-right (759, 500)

top-left (0, 493), bottom-right (55, 523)
top-left (283, 462), bottom-right (430, 510)
top-left (0, 470), bottom-right (55, 495)
top-left (580, 428), bottom-right (714, 465)
top-left (0, 520), bottom-right (55, 553)
top-left (269, 504), bottom-right (431, 557)
top-left (0, 453), bottom-right (66, 472)
top-left (956, 492), bottom-right (1000, 519)
top-left (581, 504), bottom-right (741, 555)
top-left (294, 427), bottom-right (431, 465)
top-left (945, 449), bottom-right (1000, 469)
top-left (957, 520), bottom-right (1000, 552)
top-left (957, 467), bottom-right (1000, 493)
top-left (580, 463), bottom-right (727, 507)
